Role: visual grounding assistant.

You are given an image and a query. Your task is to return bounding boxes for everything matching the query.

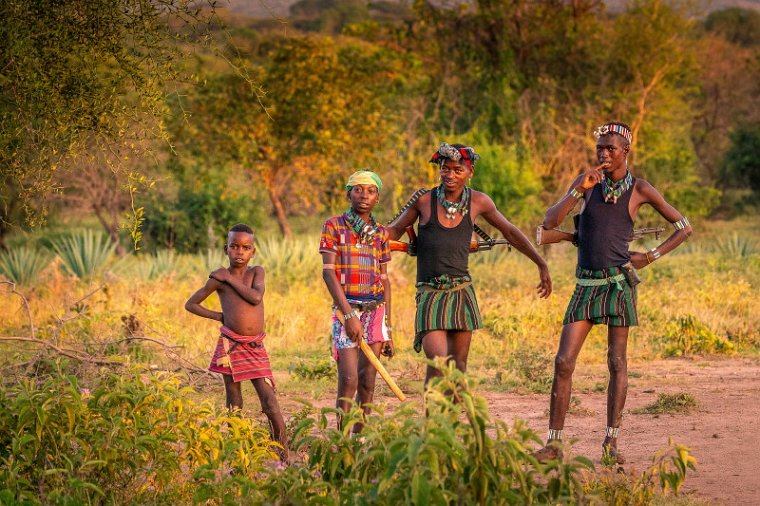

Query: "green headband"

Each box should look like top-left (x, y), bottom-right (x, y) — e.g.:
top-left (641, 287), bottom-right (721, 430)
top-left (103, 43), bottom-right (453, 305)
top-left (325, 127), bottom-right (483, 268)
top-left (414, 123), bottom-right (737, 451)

top-left (346, 170), bottom-right (383, 192)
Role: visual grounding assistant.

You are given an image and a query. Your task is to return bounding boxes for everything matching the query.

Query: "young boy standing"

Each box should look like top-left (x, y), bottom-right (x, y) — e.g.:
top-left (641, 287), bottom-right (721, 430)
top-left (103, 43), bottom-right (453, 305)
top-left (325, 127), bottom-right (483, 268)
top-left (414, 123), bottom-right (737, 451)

top-left (185, 223), bottom-right (287, 454)
top-left (320, 170), bottom-right (394, 433)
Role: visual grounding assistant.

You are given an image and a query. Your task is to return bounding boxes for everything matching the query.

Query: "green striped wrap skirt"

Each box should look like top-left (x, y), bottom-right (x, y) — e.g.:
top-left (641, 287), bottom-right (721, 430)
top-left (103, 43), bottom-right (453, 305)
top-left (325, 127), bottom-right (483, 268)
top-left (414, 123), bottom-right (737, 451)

top-left (414, 281), bottom-right (483, 352)
top-left (563, 265), bottom-right (638, 327)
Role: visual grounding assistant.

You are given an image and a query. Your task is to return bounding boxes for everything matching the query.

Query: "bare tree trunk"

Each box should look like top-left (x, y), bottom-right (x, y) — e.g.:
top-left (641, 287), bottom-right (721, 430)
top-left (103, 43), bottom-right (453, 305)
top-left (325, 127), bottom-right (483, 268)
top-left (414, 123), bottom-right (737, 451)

top-left (267, 187), bottom-right (292, 239)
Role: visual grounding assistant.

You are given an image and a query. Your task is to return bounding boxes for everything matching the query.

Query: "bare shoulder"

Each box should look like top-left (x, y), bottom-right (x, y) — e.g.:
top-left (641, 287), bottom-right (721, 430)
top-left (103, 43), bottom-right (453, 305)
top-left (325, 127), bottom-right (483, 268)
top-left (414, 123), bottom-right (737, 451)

top-left (415, 189), bottom-right (433, 207)
top-left (249, 265), bottom-right (265, 276)
top-left (470, 189), bottom-right (496, 211)
top-left (633, 178), bottom-right (661, 199)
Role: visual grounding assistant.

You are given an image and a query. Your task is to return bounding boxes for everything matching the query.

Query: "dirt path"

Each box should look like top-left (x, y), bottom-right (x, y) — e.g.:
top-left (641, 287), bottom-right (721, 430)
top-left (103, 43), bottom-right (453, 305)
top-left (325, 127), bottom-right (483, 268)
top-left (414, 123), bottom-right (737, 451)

top-left (482, 357), bottom-right (760, 505)
top-left (289, 356), bottom-right (759, 504)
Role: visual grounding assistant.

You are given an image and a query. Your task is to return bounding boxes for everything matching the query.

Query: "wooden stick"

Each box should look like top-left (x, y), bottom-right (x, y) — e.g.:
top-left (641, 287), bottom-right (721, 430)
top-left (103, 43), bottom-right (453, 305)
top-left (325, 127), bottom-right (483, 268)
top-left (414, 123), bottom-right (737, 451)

top-left (336, 309), bottom-right (406, 401)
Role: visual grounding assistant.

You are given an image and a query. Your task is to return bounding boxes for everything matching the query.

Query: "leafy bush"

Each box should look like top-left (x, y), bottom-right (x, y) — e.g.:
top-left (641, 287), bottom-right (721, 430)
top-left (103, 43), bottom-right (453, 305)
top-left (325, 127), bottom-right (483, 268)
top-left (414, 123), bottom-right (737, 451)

top-left (48, 230), bottom-right (116, 279)
top-left (658, 315), bottom-right (734, 357)
top-left (0, 363), bottom-right (277, 505)
top-left (585, 438), bottom-right (697, 503)
top-left (290, 358), bottom-right (336, 380)
top-left (0, 246), bottom-right (51, 285)
top-left (277, 360), bottom-right (594, 505)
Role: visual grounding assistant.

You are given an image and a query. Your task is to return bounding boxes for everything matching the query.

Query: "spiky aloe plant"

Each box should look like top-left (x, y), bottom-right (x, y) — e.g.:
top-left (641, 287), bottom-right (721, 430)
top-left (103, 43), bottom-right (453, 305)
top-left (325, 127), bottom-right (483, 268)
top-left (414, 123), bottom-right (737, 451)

top-left (0, 246), bottom-right (51, 285)
top-left (49, 230), bottom-right (116, 279)
top-left (715, 233), bottom-right (757, 258)
top-left (256, 235), bottom-right (322, 284)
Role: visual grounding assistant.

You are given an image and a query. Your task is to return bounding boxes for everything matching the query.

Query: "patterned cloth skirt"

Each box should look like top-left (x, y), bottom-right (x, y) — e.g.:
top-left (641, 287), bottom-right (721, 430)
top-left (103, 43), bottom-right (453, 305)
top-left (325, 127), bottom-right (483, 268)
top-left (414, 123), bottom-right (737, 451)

top-left (209, 326), bottom-right (274, 385)
top-left (563, 265), bottom-right (638, 327)
top-left (414, 281), bottom-right (483, 353)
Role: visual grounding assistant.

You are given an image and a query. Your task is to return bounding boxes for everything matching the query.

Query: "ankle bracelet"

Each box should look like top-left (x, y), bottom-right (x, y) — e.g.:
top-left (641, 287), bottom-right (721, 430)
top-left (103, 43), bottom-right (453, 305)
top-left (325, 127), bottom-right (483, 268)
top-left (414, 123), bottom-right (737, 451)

top-left (605, 426), bottom-right (620, 438)
top-left (548, 428), bottom-right (563, 441)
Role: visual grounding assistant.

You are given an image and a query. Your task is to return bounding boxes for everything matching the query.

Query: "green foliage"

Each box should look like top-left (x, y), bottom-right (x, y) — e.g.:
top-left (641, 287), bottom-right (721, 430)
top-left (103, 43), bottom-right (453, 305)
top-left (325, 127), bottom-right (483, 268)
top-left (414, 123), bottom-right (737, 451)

top-left (0, 246), bottom-right (51, 285)
top-left (0, 0), bottom-right (218, 232)
top-left (127, 250), bottom-right (184, 281)
top-left (278, 360), bottom-right (594, 505)
top-left (465, 131), bottom-right (543, 226)
top-left (658, 314), bottom-right (734, 357)
top-left (49, 230), bottom-right (116, 279)
top-left (586, 439), bottom-right (697, 503)
top-left (632, 393), bottom-right (698, 415)
top-left (141, 160), bottom-right (265, 252)
top-left (256, 235), bottom-right (322, 284)
top-left (0, 362), bottom-right (277, 505)
top-left (290, 358), bottom-right (336, 380)
top-left (704, 7), bottom-right (760, 47)
top-left (721, 124), bottom-right (760, 195)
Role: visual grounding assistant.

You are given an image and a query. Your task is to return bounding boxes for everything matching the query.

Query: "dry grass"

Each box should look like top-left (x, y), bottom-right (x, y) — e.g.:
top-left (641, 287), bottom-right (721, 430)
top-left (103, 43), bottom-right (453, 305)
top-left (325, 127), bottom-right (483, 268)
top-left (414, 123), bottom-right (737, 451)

top-left (1, 218), bottom-right (758, 401)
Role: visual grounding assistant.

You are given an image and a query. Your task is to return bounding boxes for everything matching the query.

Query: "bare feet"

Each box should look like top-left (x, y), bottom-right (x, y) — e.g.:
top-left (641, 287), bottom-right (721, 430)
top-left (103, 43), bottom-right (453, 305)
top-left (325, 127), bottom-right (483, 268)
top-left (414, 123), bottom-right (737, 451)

top-left (533, 443), bottom-right (563, 463)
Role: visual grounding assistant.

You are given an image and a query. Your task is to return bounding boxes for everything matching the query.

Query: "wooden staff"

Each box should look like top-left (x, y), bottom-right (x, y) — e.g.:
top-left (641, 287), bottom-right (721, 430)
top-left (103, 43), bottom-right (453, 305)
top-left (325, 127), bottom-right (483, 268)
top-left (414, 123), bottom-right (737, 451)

top-left (335, 309), bottom-right (406, 402)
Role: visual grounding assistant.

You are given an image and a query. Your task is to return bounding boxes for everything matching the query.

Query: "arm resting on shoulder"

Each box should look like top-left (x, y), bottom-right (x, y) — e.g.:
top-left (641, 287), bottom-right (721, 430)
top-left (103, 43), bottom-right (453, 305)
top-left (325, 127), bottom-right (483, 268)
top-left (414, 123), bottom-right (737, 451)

top-left (220, 266), bottom-right (265, 305)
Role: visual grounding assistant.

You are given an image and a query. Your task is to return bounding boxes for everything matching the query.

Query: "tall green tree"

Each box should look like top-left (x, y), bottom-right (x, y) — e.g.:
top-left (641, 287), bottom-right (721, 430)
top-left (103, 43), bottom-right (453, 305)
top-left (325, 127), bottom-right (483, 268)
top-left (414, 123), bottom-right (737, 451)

top-left (173, 35), bottom-right (404, 237)
top-left (0, 0), bottom-right (217, 246)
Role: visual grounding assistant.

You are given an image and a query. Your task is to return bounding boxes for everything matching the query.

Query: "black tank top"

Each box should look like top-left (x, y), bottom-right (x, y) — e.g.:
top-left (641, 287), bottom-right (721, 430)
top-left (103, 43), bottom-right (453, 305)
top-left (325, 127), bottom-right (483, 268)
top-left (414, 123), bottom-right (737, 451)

top-left (416, 191), bottom-right (472, 282)
top-left (577, 181), bottom-right (635, 270)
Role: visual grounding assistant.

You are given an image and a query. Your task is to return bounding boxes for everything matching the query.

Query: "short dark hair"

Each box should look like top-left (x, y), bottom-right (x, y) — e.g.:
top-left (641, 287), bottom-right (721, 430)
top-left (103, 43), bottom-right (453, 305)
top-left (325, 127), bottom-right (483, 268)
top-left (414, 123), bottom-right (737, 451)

top-left (229, 223), bottom-right (254, 235)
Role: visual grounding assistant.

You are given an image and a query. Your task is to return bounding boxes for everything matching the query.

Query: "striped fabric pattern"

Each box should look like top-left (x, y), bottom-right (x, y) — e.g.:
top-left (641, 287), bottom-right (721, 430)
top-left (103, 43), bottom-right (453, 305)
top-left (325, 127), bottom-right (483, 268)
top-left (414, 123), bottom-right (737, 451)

top-left (209, 326), bottom-right (275, 385)
top-left (413, 282), bottom-right (483, 352)
top-left (563, 266), bottom-right (638, 327)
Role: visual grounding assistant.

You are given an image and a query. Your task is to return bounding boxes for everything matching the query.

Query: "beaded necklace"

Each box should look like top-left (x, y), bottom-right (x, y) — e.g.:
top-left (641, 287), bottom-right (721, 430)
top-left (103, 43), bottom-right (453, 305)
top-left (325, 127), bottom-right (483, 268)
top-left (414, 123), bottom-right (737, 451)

top-left (601, 171), bottom-right (633, 204)
top-left (435, 185), bottom-right (470, 220)
top-left (344, 207), bottom-right (380, 245)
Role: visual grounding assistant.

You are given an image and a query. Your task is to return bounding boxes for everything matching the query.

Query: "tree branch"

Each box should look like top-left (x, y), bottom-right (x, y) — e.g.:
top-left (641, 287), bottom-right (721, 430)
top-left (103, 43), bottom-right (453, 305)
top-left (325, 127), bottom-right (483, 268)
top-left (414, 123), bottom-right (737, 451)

top-left (1, 281), bottom-right (35, 339)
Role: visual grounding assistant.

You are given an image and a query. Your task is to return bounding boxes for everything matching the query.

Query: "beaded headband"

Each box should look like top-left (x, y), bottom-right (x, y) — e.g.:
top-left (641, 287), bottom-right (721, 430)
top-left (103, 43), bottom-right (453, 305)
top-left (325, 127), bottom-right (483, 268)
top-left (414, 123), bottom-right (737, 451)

top-left (429, 143), bottom-right (480, 167)
top-left (593, 123), bottom-right (632, 144)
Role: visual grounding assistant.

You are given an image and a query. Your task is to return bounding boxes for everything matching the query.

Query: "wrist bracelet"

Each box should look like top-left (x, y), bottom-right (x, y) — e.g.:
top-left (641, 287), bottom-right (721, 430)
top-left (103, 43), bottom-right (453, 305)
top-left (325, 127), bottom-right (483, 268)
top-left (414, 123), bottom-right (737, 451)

top-left (344, 309), bottom-right (359, 322)
top-left (645, 252), bottom-right (652, 265)
top-left (649, 248), bottom-right (661, 260)
top-left (569, 187), bottom-right (583, 199)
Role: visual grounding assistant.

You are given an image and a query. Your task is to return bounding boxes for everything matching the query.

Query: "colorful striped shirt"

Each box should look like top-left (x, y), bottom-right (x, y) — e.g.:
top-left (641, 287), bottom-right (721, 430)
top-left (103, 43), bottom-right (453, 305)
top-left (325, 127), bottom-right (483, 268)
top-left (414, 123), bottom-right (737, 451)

top-left (319, 214), bottom-right (391, 301)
